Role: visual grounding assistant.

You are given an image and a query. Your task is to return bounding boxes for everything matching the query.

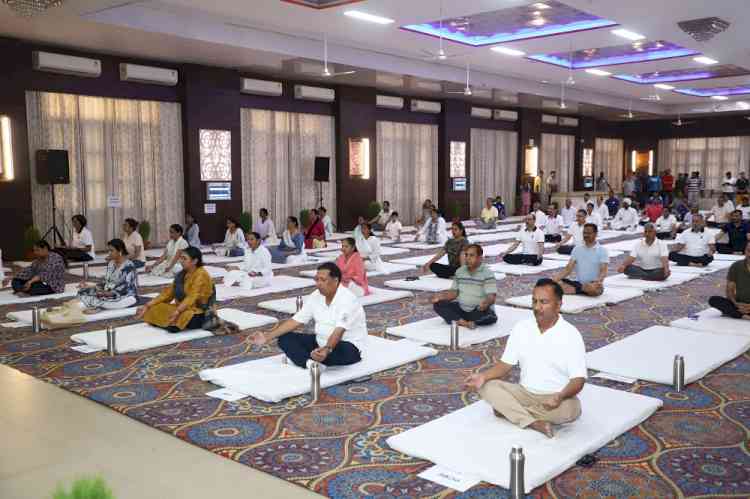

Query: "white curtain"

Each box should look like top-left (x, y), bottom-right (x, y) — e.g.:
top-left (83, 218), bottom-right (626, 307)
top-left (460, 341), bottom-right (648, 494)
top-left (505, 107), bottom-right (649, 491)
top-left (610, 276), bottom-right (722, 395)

top-left (26, 91), bottom-right (184, 246)
top-left (541, 133), bottom-right (574, 193)
top-left (376, 121), bottom-right (438, 224)
top-left (241, 109), bottom-right (335, 229)
top-left (659, 136), bottom-right (750, 191)
top-left (595, 138), bottom-right (624, 192)
top-left (470, 128), bottom-right (518, 215)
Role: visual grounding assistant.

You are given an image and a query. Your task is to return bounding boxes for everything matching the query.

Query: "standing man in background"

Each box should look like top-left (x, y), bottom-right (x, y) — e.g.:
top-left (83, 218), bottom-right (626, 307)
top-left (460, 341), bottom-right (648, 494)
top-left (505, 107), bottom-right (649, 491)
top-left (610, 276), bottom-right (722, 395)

top-left (661, 169), bottom-right (674, 206)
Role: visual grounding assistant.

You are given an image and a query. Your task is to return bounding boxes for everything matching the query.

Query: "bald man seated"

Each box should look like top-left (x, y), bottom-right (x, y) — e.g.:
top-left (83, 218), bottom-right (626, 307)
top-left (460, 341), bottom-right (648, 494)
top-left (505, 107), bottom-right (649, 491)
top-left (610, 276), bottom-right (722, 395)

top-left (500, 215), bottom-right (544, 266)
top-left (617, 223), bottom-right (671, 281)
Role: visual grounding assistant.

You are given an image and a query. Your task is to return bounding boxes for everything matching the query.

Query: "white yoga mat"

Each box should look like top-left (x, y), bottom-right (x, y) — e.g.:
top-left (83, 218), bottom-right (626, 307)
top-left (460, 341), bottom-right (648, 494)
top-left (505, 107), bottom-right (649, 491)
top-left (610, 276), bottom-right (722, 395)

top-left (396, 242), bottom-right (445, 250)
top-left (257, 286), bottom-right (413, 313)
top-left (386, 384), bottom-right (662, 493)
top-left (712, 253), bottom-right (746, 261)
top-left (386, 305), bottom-right (532, 346)
top-left (312, 246), bottom-right (410, 260)
top-left (7, 306), bottom-right (136, 326)
top-left (669, 260), bottom-right (733, 274)
top-left (670, 308), bottom-right (750, 338)
top-left (215, 276), bottom-right (316, 301)
top-left (136, 274), bottom-right (174, 287)
top-left (468, 232), bottom-right (518, 243)
top-left (69, 266), bottom-right (146, 277)
top-left (268, 255), bottom-right (336, 270)
top-left (543, 250), bottom-right (624, 261)
top-left (506, 288), bottom-right (643, 314)
top-left (602, 240), bottom-right (643, 252)
top-left (603, 272), bottom-right (698, 292)
top-left (199, 336), bottom-right (437, 402)
top-left (480, 244), bottom-right (513, 257)
top-left (68, 256), bottom-right (109, 267)
top-left (488, 259), bottom-right (568, 276)
top-left (0, 283), bottom-right (79, 305)
top-left (384, 276), bottom-right (455, 292)
top-left (391, 255), bottom-right (448, 267)
top-left (71, 309), bottom-right (278, 354)
top-left (203, 254), bottom-right (245, 264)
top-left (307, 242), bottom-right (343, 253)
top-left (300, 262), bottom-right (414, 278)
top-left (587, 325), bottom-right (750, 384)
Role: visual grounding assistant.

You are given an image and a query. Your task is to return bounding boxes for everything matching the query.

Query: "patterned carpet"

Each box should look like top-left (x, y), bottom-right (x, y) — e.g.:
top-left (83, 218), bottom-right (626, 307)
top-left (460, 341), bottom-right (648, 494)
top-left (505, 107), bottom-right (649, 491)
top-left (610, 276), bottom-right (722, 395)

top-left (0, 237), bottom-right (748, 498)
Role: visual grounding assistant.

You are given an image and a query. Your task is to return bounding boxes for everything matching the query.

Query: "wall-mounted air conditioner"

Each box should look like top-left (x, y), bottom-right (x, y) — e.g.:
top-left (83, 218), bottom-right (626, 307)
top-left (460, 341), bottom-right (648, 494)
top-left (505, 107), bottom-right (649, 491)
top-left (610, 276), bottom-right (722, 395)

top-left (376, 95), bottom-right (404, 110)
top-left (411, 99), bottom-right (442, 114)
top-left (559, 117), bottom-right (579, 127)
top-left (32, 51), bottom-right (101, 78)
top-left (119, 63), bottom-right (178, 86)
top-left (241, 77), bottom-right (283, 96)
top-left (493, 109), bottom-right (518, 121)
top-left (542, 114), bottom-right (559, 124)
top-left (471, 107), bottom-right (492, 119)
top-left (294, 85), bottom-right (335, 102)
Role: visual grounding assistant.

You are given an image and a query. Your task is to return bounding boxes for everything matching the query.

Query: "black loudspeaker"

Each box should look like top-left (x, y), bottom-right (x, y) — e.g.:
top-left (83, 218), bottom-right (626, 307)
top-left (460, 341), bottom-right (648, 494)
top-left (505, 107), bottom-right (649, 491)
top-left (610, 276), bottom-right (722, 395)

top-left (314, 156), bottom-right (330, 182)
top-left (36, 149), bottom-right (70, 185)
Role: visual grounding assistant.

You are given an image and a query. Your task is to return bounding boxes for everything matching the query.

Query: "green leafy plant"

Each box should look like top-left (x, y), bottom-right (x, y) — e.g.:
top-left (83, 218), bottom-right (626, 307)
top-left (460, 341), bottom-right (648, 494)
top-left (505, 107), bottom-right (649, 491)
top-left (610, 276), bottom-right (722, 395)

top-left (138, 220), bottom-right (151, 244)
top-left (299, 209), bottom-right (311, 229)
top-left (449, 200), bottom-right (464, 221)
top-left (366, 201), bottom-right (382, 221)
top-left (52, 477), bottom-right (114, 499)
top-left (23, 226), bottom-right (41, 258)
top-left (239, 211), bottom-right (252, 233)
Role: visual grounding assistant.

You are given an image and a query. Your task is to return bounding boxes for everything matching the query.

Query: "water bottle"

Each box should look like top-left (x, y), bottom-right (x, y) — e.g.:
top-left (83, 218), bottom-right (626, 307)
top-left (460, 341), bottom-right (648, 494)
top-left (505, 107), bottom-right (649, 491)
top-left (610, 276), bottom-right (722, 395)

top-left (32, 306), bottom-right (41, 333)
top-left (83, 263), bottom-right (90, 281)
top-left (450, 321), bottom-right (459, 351)
top-left (296, 295), bottom-right (303, 312)
top-left (509, 445), bottom-right (525, 499)
top-left (673, 355), bottom-right (685, 392)
top-left (309, 361), bottom-right (321, 403)
top-left (106, 326), bottom-right (117, 356)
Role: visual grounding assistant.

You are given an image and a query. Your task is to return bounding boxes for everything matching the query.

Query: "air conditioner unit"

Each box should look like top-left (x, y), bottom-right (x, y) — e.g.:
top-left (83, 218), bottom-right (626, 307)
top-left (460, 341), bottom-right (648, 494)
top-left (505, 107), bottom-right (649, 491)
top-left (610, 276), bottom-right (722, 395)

top-left (471, 88), bottom-right (493, 100)
top-left (412, 80), bottom-right (443, 92)
top-left (471, 107), bottom-right (492, 119)
top-left (241, 77), bottom-right (283, 96)
top-left (376, 73), bottom-right (404, 87)
top-left (542, 99), bottom-right (561, 109)
top-left (32, 51), bottom-right (101, 78)
top-left (542, 114), bottom-right (559, 124)
top-left (493, 109), bottom-right (518, 121)
top-left (376, 95), bottom-right (404, 110)
top-left (119, 63), bottom-right (178, 86)
top-left (294, 85), bottom-right (335, 102)
top-left (559, 117), bottom-right (579, 127)
top-left (411, 99), bottom-right (442, 114)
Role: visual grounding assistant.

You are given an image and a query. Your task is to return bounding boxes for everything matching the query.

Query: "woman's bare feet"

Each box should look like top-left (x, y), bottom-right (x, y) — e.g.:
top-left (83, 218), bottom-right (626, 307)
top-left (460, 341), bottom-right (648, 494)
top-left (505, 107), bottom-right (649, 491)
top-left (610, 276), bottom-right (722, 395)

top-left (528, 420), bottom-right (554, 438)
top-left (456, 319), bottom-right (477, 329)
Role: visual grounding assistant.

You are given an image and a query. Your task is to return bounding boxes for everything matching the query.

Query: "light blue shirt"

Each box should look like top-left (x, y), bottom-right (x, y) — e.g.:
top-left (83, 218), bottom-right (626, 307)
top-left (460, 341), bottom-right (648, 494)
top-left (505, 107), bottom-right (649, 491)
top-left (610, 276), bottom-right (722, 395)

top-left (571, 243), bottom-right (609, 284)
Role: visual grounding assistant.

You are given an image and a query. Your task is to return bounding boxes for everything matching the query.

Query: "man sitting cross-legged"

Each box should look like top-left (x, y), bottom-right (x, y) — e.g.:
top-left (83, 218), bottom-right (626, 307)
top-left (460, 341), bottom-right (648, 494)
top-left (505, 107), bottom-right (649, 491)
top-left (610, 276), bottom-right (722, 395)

top-left (668, 213), bottom-right (715, 267)
top-left (252, 262), bottom-right (366, 369)
top-left (553, 223), bottom-right (609, 296)
top-left (432, 244), bottom-right (497, 329)
top-left (555, 209), bottom-right (587, 255)
top-left (465, 278), bottom-right (586, 438)
top-left (617, 223), bottom-right (671, 281)
top-left (708, 243), bottom-right (750, 320)
top-left (500, 214), bottom-right (544, 266)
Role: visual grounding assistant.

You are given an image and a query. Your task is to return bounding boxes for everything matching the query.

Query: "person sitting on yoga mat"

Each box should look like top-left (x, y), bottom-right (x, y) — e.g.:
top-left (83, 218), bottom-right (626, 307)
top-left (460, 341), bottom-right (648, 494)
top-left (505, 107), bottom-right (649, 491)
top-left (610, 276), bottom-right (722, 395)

top-left (617, 223), bottom-right (671, 281)
top-left (531, 201), bottom-right (546, 228)
top-left (584, 203), bottom-right (603, 231)
top-left (335, 237), bottom-right (370, 297)
top-left (219, 217), bottom-right (246, 257)
top-left (252, 262), bottom-right (366, 369)
top-left (432, 244), bottom-right (497, 329)
top-left (465, 278), bottom-right (586, 438)
top-left (223, 231), bottom-right (273, 290)
top-left (500, 214), bottom-right (544, 266)
top-left (478, 197), bottom-right (499, 229)
top-left (543, 205), bottom-right (564, 243)
top-left (553, 223), bottom-right (608, 297)
top-left (418, 207), bottom-right (448, 245)
top-left (253, 208), bottom-right (278, 245)
top-left (6, 240), bottom-right (66, 296)
top-left (668, 214), bottom-right (715, 267)
top-left (77, 239), bottom-right (138, 310)
top-left (707, 194), bottom-right (734, 228)
top-left (595, 195), bottom-right (609, 222)
top-left (708, 243), bottom-right (750, 320)
top-left (368, 200), bottom-right (391, 231)
top-left (121, 218), bottom-right (146, 269)
top-left (269, 216), bottom-right (305, 264)
top-left (384, 211), bottom-right (403, 241)
top-left (319, 206), bottom-right (335, 240)
top-left (716, 210), bottom-right (749, 255)
top-left (304, 209), bottom-right (327, 249)
top-left (560, 198), bottom-right (576, 226)
top-left (357, 223), bottom-right (385, 272)
top-left (185, 213), bottom-right (201, 248)
top-left (555, 209), bottom-right (587, 255)
top-left (610, 200), bottom-right (639, 231)
top-left (55, 214), bottom-right (95, 262)
top-left (148, 224), bottom-right (188, 277)
top-left (422, 221), bottom-right (469, 279)
top-left (654, 206), bottom-right (678, 240)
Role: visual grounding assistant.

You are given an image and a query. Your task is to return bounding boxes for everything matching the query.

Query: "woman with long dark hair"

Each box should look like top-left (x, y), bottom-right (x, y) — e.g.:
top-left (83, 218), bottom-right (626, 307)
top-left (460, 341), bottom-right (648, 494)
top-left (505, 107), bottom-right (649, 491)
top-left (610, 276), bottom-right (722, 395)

top-left (8, 240), bottom-right (66, 295)
top-left (78, 238), bottom-right (138, 309)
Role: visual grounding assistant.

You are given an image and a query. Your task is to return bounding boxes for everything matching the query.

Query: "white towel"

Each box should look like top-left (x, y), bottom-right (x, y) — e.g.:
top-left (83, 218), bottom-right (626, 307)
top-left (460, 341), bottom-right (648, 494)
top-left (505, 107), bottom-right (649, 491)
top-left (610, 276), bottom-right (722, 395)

top-left (257, 286), bottom-right (413, 313)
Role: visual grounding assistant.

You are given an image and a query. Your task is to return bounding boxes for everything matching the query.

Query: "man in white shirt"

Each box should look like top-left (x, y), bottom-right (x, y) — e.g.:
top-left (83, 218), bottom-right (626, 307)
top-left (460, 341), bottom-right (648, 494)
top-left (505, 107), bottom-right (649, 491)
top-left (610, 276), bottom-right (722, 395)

top-left (368, 201), bottom-right (392, 231)
top-left (722, 171), bottom-right (737, 204)
top-left (595, 195), bottom-right (609, 221)
top-left (579, 193), bottom-right (592, 211)
top-left (543, 205), bottom-right (564, 243)
top-left (253, 208), bottom-right (278, 245)
top-left (556, 209), bottom-right (587, 255)
top-left (501, 215), bottom-right (544, 265)
top-left (252, 262), bottom-right (367, 368)
top-left (585, 203), bottom-right (603, 230)
top-left (319, 206), bottom-right (335, 239)
top-left (479, 197), bottom-right (499, 229)
top-left (560, 198), bottom-right (576, 226)
top-left (223, 232), bottom-right (273, 289)
top-left (669, 214), bottom-right (715, 267)
top-left (465, 278), bottom-right (586, 437)
top-left (611, 200), bottom-right (639, 231)
top-left (532, 201), bottom-right (546, 228)
top-left (654, 206), bottom-right (678, 240)
top-left (384, 211), bottom-right (403, 241)
top-left (617, 224), bottom-right (671, 281)
top-left (708, 194), bottom-right (735, 227)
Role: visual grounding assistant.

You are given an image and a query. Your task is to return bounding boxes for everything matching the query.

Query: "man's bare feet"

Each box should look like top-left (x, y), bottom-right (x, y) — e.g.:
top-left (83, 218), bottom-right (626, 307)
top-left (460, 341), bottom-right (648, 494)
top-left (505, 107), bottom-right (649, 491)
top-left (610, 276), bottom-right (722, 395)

top-left (456, 319), bottom-right (476, 330)
top-left (528, 420), bottom-right (554, 438)
top-left (742, 315), bottom-right (750, 321)
top-left (493, 409), bottom-right (506, 420)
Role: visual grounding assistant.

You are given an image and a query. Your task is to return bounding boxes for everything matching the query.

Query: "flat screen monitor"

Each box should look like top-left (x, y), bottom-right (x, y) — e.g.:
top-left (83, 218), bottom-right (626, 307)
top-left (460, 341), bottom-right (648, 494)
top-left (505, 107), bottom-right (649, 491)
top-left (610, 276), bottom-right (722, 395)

top-left (452, 177), bottom-right (467, 191)
top-left (207, 182), bottom-right (231, 201)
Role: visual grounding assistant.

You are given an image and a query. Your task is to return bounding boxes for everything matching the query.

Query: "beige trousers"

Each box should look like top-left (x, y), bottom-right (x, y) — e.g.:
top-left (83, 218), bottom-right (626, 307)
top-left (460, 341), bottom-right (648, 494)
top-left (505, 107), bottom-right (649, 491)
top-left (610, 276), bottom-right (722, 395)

top-left (480, 380), bottom-right (581, 428)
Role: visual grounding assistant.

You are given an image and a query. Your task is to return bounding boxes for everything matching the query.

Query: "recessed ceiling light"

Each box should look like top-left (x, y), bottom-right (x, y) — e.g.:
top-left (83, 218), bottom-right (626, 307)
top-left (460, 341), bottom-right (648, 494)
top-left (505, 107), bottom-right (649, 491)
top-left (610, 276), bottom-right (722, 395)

top-left (737, 101), bottom-right (750, 109)
top-left (654, 83), bottom-right (675, 90)
top-left (491, 46), bottom-right (526, 57)
top-left (711, 95), bottom-right (729, 100)
top-left (585, 69), bottom-right (611, 76)
top-left (531, 2), bottom-right (551, 9)
top-left (343, 10), bottom-right (394, 25)
top-left (693, 56), bottom-right (719, 65)
top-left (540, 80), bottom-right (549, 84)
top-left (611, 29), bottom-right (645, 41)
top-left (529, 17), bottom-right (546, 26)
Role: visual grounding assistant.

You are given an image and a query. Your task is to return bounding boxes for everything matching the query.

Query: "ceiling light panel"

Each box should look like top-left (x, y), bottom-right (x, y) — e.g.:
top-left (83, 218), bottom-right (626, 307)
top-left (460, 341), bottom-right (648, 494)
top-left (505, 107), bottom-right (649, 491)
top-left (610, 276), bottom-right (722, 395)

top-left (711, 95), bottom-right (729, 100)
top-left (585, 69), bottom-right (611, 76)
top-left (654, 83), bottom-right (674, 90)
top-left (491, 46), bottom-right (525, 56)
top-left (612, 64), bottom-right (750, 84)
top-left (611, 29), bottom-right (645, 41)
top-left (344, 10), bottom-right (394, 24)
top-left (693, 56), bottom-right (719, 65)
top-left (675, 85), bottom-right (750, 97)
top-left (528, 40), bottom-right (698, 69)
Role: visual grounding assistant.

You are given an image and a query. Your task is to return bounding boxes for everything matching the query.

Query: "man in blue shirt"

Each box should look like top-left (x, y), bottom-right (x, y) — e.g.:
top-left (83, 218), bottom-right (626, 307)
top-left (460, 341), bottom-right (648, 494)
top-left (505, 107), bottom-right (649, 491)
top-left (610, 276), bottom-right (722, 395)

top-left (552, 223), bottom-right (609, 296)
top-left (717, 210), bottom-right (750, 254)
top-left (605, 190), bottom-right (620, 218)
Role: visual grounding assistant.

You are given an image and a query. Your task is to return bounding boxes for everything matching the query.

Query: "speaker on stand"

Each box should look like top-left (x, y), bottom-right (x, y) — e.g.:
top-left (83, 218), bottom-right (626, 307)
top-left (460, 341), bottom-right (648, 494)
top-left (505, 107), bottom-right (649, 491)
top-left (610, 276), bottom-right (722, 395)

top-left (314, 156), bottom-right (330, 209)
top-left (36, 149), bottom-right (70, 247)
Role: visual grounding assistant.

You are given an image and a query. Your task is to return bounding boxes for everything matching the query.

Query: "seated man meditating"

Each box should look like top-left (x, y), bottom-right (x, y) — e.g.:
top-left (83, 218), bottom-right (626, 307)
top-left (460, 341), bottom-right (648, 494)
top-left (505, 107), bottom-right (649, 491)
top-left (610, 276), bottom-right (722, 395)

top-left (368, 200), bottom-right (391, 231)
top-left (611, 200), bottom-right (639, 231)
top-left (500, 214), bottom-right (544, 265)
top-left (252, 262), bottom-right (366, 369)
top-left (543, 205), bottom-right (564, 243)
top-left (223, 231), bottom-right (273, 290)
top-left (669, 214), bottom-right (715, 267)
top-left (708, 243), bottom-right (750, 320)
top-left (6, 240), bottom-right (66, 296)
top-left (422, 221), bottom-right (470, 279)
top-left (654, 206), bottom-right (678, 240)
top-left (478, 197), bottom-right (499, 229)
top-left (617, 223), bottom-right (671, 281)
top-left (465, 278), bottom-right (586, 438)
top-left (77, 239), bottom-right (138, 310)
top-left (553, 223), bottom-right (608, 297)
top-left (384, 211), bottom-right (403, 241)
top-left (716, 209), bottom-right (749, 255)
top-left (556, 209), bottom-right (587, 255)
top-left (432, 244), bottom-right (498, 329)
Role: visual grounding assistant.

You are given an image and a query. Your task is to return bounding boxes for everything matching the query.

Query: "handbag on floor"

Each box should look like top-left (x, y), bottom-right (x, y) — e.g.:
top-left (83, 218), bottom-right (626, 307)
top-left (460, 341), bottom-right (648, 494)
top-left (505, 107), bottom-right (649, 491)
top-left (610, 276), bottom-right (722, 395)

top-left (40, 300), bottom-right (87, 329)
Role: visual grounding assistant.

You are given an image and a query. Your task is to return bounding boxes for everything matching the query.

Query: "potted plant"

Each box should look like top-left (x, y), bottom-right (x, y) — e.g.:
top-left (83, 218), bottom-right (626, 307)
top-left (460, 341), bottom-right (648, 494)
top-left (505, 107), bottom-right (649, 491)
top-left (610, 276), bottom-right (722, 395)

top-left (366, 201), bottom-right (382, 221)
top-left (138, 220), bottom-right (151, 249)
top-left (239, 211), bottom-right (252, 233)
top-left (299, 209), bottom-right (311, 229)
top-left (53, 477), bottom-right (114, 499)
top-left (23, 226), bottom-right (41, 260)
top-left (449, 200), bottom-right (464, 223)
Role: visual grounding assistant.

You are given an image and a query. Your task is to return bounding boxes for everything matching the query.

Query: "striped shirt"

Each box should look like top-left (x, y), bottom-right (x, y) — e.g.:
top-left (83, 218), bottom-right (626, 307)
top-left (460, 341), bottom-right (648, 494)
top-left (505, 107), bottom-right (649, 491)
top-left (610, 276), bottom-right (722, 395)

top-left (451, 263), bottom-right (498, 312)
top-left (686, 177), bottom-right (704, 193)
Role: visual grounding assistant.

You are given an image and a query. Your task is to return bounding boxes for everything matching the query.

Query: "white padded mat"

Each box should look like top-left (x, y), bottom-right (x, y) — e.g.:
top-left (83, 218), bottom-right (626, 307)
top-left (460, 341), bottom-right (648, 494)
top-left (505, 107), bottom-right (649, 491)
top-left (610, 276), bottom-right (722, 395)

top-left (199, 336), bottom-right (437, 402)
top-left (468, 232), bottom-right (518, 243)
top-left (257, 286), bottom-right (413, 313)
top-left (71, 309), bottom-right (278, 353)
top-left (0, 283), bottom-right (79, 305)
top-left (215, 276), bottom-right (315, 301)
top-left (603, 272), bottom-right (698, 292)
top-left (670, 308), bottom-right (750, 338)
top-left (488, 259), bottom-right (568, 276)
top-left (602, 239), bottom-right (643, 252)
top-left (300, 262), bottom-right (414, 278)
top-left (268, 255), bottom-right (336, 270)
top-left (587, 325), bottom-right (750, 384)
top-left (396, 242), bottom-right (445, 250)
top-left (391, 255), bottom-right (448, 267)
top-left (713, 253), bottom-right (746, 261)
top-left (506, 288), bottom-right (643, 314)
top-left (544, 250), bottom-right (623, 261)
top-left (203, 254), bottom-right (245, 264)
top-left (68, 265), bottom-right (226, 279)
top-left (307, 242), bottom-right (343, 253)
top-left (8, 306), bottom-right (136, 326)
top-left (136, 274), bottom-right (174, 287)
top-left (68, 256), bottom-right (109, 267)
top-left (384, 276), bottom-right (455, 292)
top-left (481, 244), bottom-right (513, 257)
top-left (669, 260), bottom-right (733, 274)
top-left (312, 246), bottom-right (410, 260)
top-left (386, 305), bottom-right (531, 346)
top-left (386, 384), bottom-right (662, 493)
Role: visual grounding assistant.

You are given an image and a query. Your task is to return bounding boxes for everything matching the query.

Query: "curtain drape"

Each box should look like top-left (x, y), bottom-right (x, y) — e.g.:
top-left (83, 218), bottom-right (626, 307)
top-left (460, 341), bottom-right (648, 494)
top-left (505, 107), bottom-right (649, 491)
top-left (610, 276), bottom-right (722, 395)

top-left (376, 121), bottom-right (438, 224)
top-left (658, 136), bottom-right (750, 191)
top-left (26, 91), bottom-right (184, 246)
top-left (470, 128), bottom-right (518, 215)
top-left (594, 138), bottom-right (624, 192)
top-left (241, 109), bottom-right (335, 230)
top-left (541, 133), bottom-right (574, 193)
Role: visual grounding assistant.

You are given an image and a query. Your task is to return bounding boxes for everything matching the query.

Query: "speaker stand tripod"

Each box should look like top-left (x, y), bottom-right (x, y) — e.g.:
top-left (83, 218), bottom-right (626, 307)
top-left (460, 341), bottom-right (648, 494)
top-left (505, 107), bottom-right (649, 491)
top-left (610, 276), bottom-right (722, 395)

top-left (41, 184), bottom-right (65, 247)
top-left (316, 182), bottom-right (324, 210)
